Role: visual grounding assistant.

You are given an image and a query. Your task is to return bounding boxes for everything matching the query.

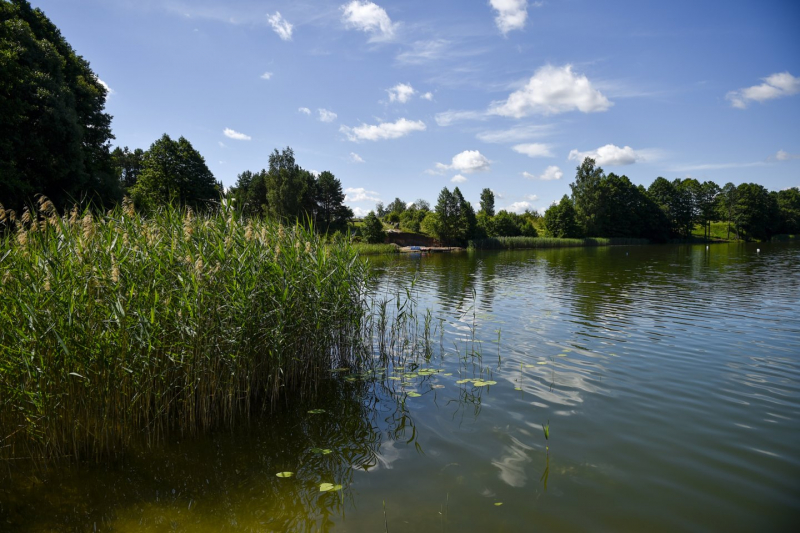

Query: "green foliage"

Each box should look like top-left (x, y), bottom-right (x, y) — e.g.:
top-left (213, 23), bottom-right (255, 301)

top-left (111, 146), bottom-right (144, 192)
top-left (399, 206), bottom-right (427, 232)
top-left (0, 199), bottom-right (370, 464)
top-left (479, 188), bottom-right (495, 217)
top-left (776, 187), bottom-right (800, 235)
top-left (265, 147), bottom-right (312, 221)
top-left (493, 210), bottom-right (522, 237)
top-left (544, 195), bottom-right (581, 238)
top-left (386, 197), bottom-right (407, 216)
top-left (570, 157), bottom-right (604, 236)
top-left (130, 134), bottom-right (220, 210)
top-left (361, 211), bottom-right (386, 244)
top-left (431, 187), bottom-right (477, 245)
top-left (315, 170), bottom-right (353, 233)
top-left (468, 236), bottom-right (649, 250)
top-left (0, 0), bottom-right (118, 211)
top-left (734, 182), bottom-right (778, 241)
top-left (230, 169), bottom-right (268, 217)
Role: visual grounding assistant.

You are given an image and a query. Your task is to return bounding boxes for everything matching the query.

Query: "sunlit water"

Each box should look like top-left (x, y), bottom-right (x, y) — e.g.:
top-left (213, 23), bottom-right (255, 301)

top-left (3, 243), bottom-right (799, 532)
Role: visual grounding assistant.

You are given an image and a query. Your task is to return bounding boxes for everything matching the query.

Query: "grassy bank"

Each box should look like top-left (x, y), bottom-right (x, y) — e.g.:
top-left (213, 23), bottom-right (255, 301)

top-left (468, 236), bottom-right (649, 250)
top-left (351, 242), bottom-right (399, 255)
top-left (0, 199), bottom-right (370, 466)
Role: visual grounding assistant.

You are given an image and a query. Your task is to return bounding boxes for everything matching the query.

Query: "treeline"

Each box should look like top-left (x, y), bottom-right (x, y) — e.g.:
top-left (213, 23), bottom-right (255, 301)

top-left (1, 1), bottom-right (352, 234)
top-left (544, 159), bottom-right (800, 242)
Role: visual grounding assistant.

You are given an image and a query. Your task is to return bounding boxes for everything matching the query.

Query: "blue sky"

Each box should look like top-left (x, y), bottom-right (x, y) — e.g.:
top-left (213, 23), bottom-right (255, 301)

top-left (32, 0), bottom-right (800, 215)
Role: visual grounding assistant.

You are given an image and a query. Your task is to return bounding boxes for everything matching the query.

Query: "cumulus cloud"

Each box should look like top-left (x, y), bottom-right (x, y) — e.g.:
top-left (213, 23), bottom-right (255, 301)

top-left (349, 152), bottom-right (365, 163)
top-left (387, 83), bottom-right (415, 103)
top-left (568, 144), bottom-right (656, 166)
top-left (223, 128), bottom-right (251, 141)
top-left (421, 92), bottom-right (434, 101)
top-left (523, 166), bottom-right (563, 181)
top-left (318, 108), bottom-right (338, 122)
top-left (260, 72), bottom-right (273, 80)
top-left (344, 187), bottom-right (380, 202)
top-left (476, 124), bottom-right (553, 143)
top-left (506, 201), bottom-right (532, 214)
top-left (776, 149), bottom-right (800, 161)
top-left (726, 72), bottom-right (800, 109)
top-left (490, 0), bottom-right (528, 35)
top-left (512, 143), bottom-right (553, 158)
top-left (351, 206), bottom-right (371, 217)
top-left (97, 78), bottom-right (114, 99)
top-left (435, 150), bottom-right (491, 174)
top-left (298, 107), bottom-right (311, 115)
top-left (341, 1), bottom-right (397, 42)
top-left (489, 65), bottom-right (612, 117)
top-left (268, 11), bottom-right (293, 41)
top-left (525, 194), bottom-right (539, 201)
top-left (340, 118), bottom-right (426, 142)
top-left (451, 174), bottom-right (468, 183)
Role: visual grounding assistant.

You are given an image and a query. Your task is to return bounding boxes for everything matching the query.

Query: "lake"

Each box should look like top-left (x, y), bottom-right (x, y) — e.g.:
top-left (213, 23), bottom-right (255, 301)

top-left (2, 242), bottom-right (799, 532)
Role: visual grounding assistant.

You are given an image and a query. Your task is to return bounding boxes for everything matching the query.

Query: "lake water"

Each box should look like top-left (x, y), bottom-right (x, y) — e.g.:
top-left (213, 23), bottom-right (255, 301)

top-left (2, 243), bottom-right (799, 532)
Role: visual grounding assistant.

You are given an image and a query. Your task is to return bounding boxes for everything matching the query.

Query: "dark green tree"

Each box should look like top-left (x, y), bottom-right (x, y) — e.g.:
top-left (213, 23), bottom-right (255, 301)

top-left (735, 183), bottom-right (777, 241)
top-left (1, 0), bottom-right (118, 211)
top-left (570, 157), bottom-right (605, 236)
top-left (479, 188), bottom-right (495, 217)
top-left (543, 195), bottom-right (581, 238)
top-left (111, 146), bottom-right (145, 191)
top-left (315, 171), bottom-right (352, 233)
top-left (230, 169), bottom-right (268, 217)
top-left (130, 134), bottom-right (220, 210)
top-left (453, 187), bottom-right (477, 243)
top-left (387, 197), bottom-right (407, 216)
top-left (433, 187), bottom-right (459, 245)
top-left (492, 210), bottom-right (522, 237)
top-left (716, 182), bottom-right (739, 240)
top-left (776, 187), bottom-right (800, 235)
top-left (265, 147), bottom-right (310, 221)
top-left (361, 211), bottom-right (385, 244)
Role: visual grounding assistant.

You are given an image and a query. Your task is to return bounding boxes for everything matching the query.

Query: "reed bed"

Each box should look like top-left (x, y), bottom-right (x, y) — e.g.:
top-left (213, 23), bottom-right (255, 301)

top-left (468, 236), bottom-right (649, 250)
top-left (0, 198), bottom-right (370, 467)
top-left (351, 243), bottom-right (399, 255)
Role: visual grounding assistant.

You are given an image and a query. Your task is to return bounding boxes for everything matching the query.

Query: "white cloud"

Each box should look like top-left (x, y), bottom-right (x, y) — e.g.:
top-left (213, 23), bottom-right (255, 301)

top-left (568, 144), bottom-right (655, 166)
top-left (726, 72), bottom-right (800, 109)
top-left (97, 78), bottom-right (114, 99)
top-left (506, 201), bottom-right (532, 214)
top-left (489, 65), bottom-right (612, 117)
top-left (349, 152), bottom-right (365, 163)
top-left (776, 149), bottom-right (800, 161)
top-left (435, 109), bottom-right (487, 126)
top-left (421, 92), bottom-right (434, 101)
top-left (451, 174), bottom-right (468, 183)
top-left (523, 166), bottom-right (563, 181)
top-left (268, 11), bottom-right (293, 41)
top-left (490, 0), bottom-right (528, 35)
top-left (512, 143), bottom-right (553, 158)
top-left (340, 118), bottom-right (426, 142)
top-left (218, 141), bottom-right (226, 148)
top-left (298, 107), bottom-right (311, 115)
top-left (476, 124), bottom-right (553, 143)
top-left (318, 108), bottom-right (338, 122)
top-left (525, 194), bottom-right (539, 201)
top-left (670, 161), bottom-right (768, 172)
top-left (345, 187), bottom-right (380, 202)
top-left (435, 150), bottom-right (491, 174)
top-left (260, 72), bottom-right (273, 80)
top-left (351, 206), bottom-right (371, 217)
top-left (387, 83), bottom-right (415, 103)
top-left (223, 128), bottom-right (251, 141)
top-left (396, 39), bottom-right (449, 65)
top-left (341, 1), bottom-right (397, 42)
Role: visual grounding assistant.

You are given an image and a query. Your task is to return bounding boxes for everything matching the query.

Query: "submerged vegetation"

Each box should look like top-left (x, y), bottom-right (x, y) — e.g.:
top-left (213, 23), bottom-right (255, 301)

top-left (0, 198), bottom-right (370, 466)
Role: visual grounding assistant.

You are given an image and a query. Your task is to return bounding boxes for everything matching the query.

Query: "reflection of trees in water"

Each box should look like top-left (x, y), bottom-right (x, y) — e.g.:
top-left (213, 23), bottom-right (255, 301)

top-left (0, 376), bottom-right (417, 532)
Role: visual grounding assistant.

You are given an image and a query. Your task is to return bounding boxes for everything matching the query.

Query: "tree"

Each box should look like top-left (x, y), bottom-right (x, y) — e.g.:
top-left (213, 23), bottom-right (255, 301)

top-left (413, 199), bottom-right (431, 212)
top-left (111, 147), bottom-right (145, 192)
top-left (453, 187), bottom-right (477, 242)
top-left (387, 197), bottom-right (407, 216)
top-left (315, 171), bottom-right (352, 233)
top-left (131, 134), bottom-right (220, 210)
top-left (717, 182), bottom-right (739, 240)
top-left (230, 169), bottom-right (268, 217)
top-left (375, 201), bottom-right (386, 217)
top-left (696, 181), bottom-right (720, 240)
top-left (570, 158), bottom-right (605, 236)
top-left (1, 0), bottom-right (118, 211)
top-left (735, 183), bottom-right (777, 241)
top-left (776, 187), bottom-right (800, 235)
top-left (361, 211), bottom-right (385, 244)
top-left (433, 187), bottom-right (459, 244)
top-left (265, 147), bottom-right (311, 221)
top-left (479, 188), bottom-right (495, 217)
top-left (543, 196), bottom-right (581, 238)
top-left (492, 210), bottom-right (522, 237)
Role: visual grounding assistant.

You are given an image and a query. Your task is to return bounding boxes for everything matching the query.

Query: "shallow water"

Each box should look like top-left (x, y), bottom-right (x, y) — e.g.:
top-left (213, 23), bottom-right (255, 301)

top-left (3, 243), bottom-right (799, 532)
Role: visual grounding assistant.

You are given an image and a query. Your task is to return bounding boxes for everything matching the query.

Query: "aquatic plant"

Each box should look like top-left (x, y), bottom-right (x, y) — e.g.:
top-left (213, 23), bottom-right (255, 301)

top-left (0, 197), bottom-right (370, 466)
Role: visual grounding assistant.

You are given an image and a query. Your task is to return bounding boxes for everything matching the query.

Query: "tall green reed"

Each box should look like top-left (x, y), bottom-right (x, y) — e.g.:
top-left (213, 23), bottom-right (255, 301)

top-left (0, 197), bottom-right (370, 467)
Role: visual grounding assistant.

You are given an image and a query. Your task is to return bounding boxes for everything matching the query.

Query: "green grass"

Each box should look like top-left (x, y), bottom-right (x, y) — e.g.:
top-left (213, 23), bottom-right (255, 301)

top-left (691, 221), bottom-right (736, 241)
top-left (468, 236), bottom-right (649, 250)
top-left (352, 243), bottom-right (399, 255)
top-left (0, 198), bottom-right (370, 466)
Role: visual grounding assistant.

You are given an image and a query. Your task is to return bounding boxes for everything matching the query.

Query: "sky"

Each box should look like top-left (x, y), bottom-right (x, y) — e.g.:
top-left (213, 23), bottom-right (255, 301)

top-left (30, 0), bottom-right (800, 216)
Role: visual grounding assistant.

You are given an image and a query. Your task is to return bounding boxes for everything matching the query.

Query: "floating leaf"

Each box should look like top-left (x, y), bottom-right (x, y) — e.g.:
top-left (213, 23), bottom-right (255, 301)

top-left (474, 380), bottom-right (497, 387)
top-left (494, 502), bottom-right (503, 506)
top-left (537, 361), bottom-right (547, 365)
top-left (311, 448), bottom-right (332, 455)
top-left (403, 373), bottom-right (419, 378)
top-left (407, 392), bottom-right (422, 397)
top-left (307, 409), bottom-right (326, 414)
top-left (443, 373), bottom-right (453, 376)
top-left (558, 353), bottom-right (568, 357)
top-left (319, 483), bottom-right (342, 492)
top-left (431, 384), bottom-right (445, 389)
top-left (456, 379), bottom-right (471, 384)
top-left (524, 364), bottom-right (536, 368)
top-left (514, 387), bottom-right (522, 391)
top-left (388, 376), bottom-right (401, 381)
top-left (276, 472), bottom-right (293, 478)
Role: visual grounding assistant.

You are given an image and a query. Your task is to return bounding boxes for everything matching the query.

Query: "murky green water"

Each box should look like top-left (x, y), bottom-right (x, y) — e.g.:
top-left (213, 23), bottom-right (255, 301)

top-left (3, 243), bottom-right (799, 532)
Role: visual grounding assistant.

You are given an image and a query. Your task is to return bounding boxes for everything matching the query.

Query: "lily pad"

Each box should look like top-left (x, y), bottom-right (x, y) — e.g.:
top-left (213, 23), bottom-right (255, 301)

top-left (276, 472), bottom-right (294, 478)
top-left (311, 447), bottom-right (333, 455)
top-left (407, 392), bottom-right (422, 397)
top-left (558, 353), bottom-right (568, 357)
top-left (456, 379), bottom-right (471, 384)
top-left (514, 387), bottom-right (523, 391)
top-left (536, 361), bottom-right (547, 365)
top-left (431, 384), bottom-right (445, 389)
top-left (494, 502), bottom-right (503, 506)
top-left (473, 380), bottom-right (497, 387)
top-left (319, 483), bottom-right (342, 492)
top-left (388, 376), bottom-right (401, 381)
top-left (307, 409), bottom-right (326, 414)
top-left (443, 373), bottom-right (453, 376)
top-left (524, 364), bottom-right (536, 368)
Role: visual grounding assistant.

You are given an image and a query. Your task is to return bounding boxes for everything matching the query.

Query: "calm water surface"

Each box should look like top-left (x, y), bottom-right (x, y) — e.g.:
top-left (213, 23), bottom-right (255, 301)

top-left (2, 243), bottom-right (799, 532)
